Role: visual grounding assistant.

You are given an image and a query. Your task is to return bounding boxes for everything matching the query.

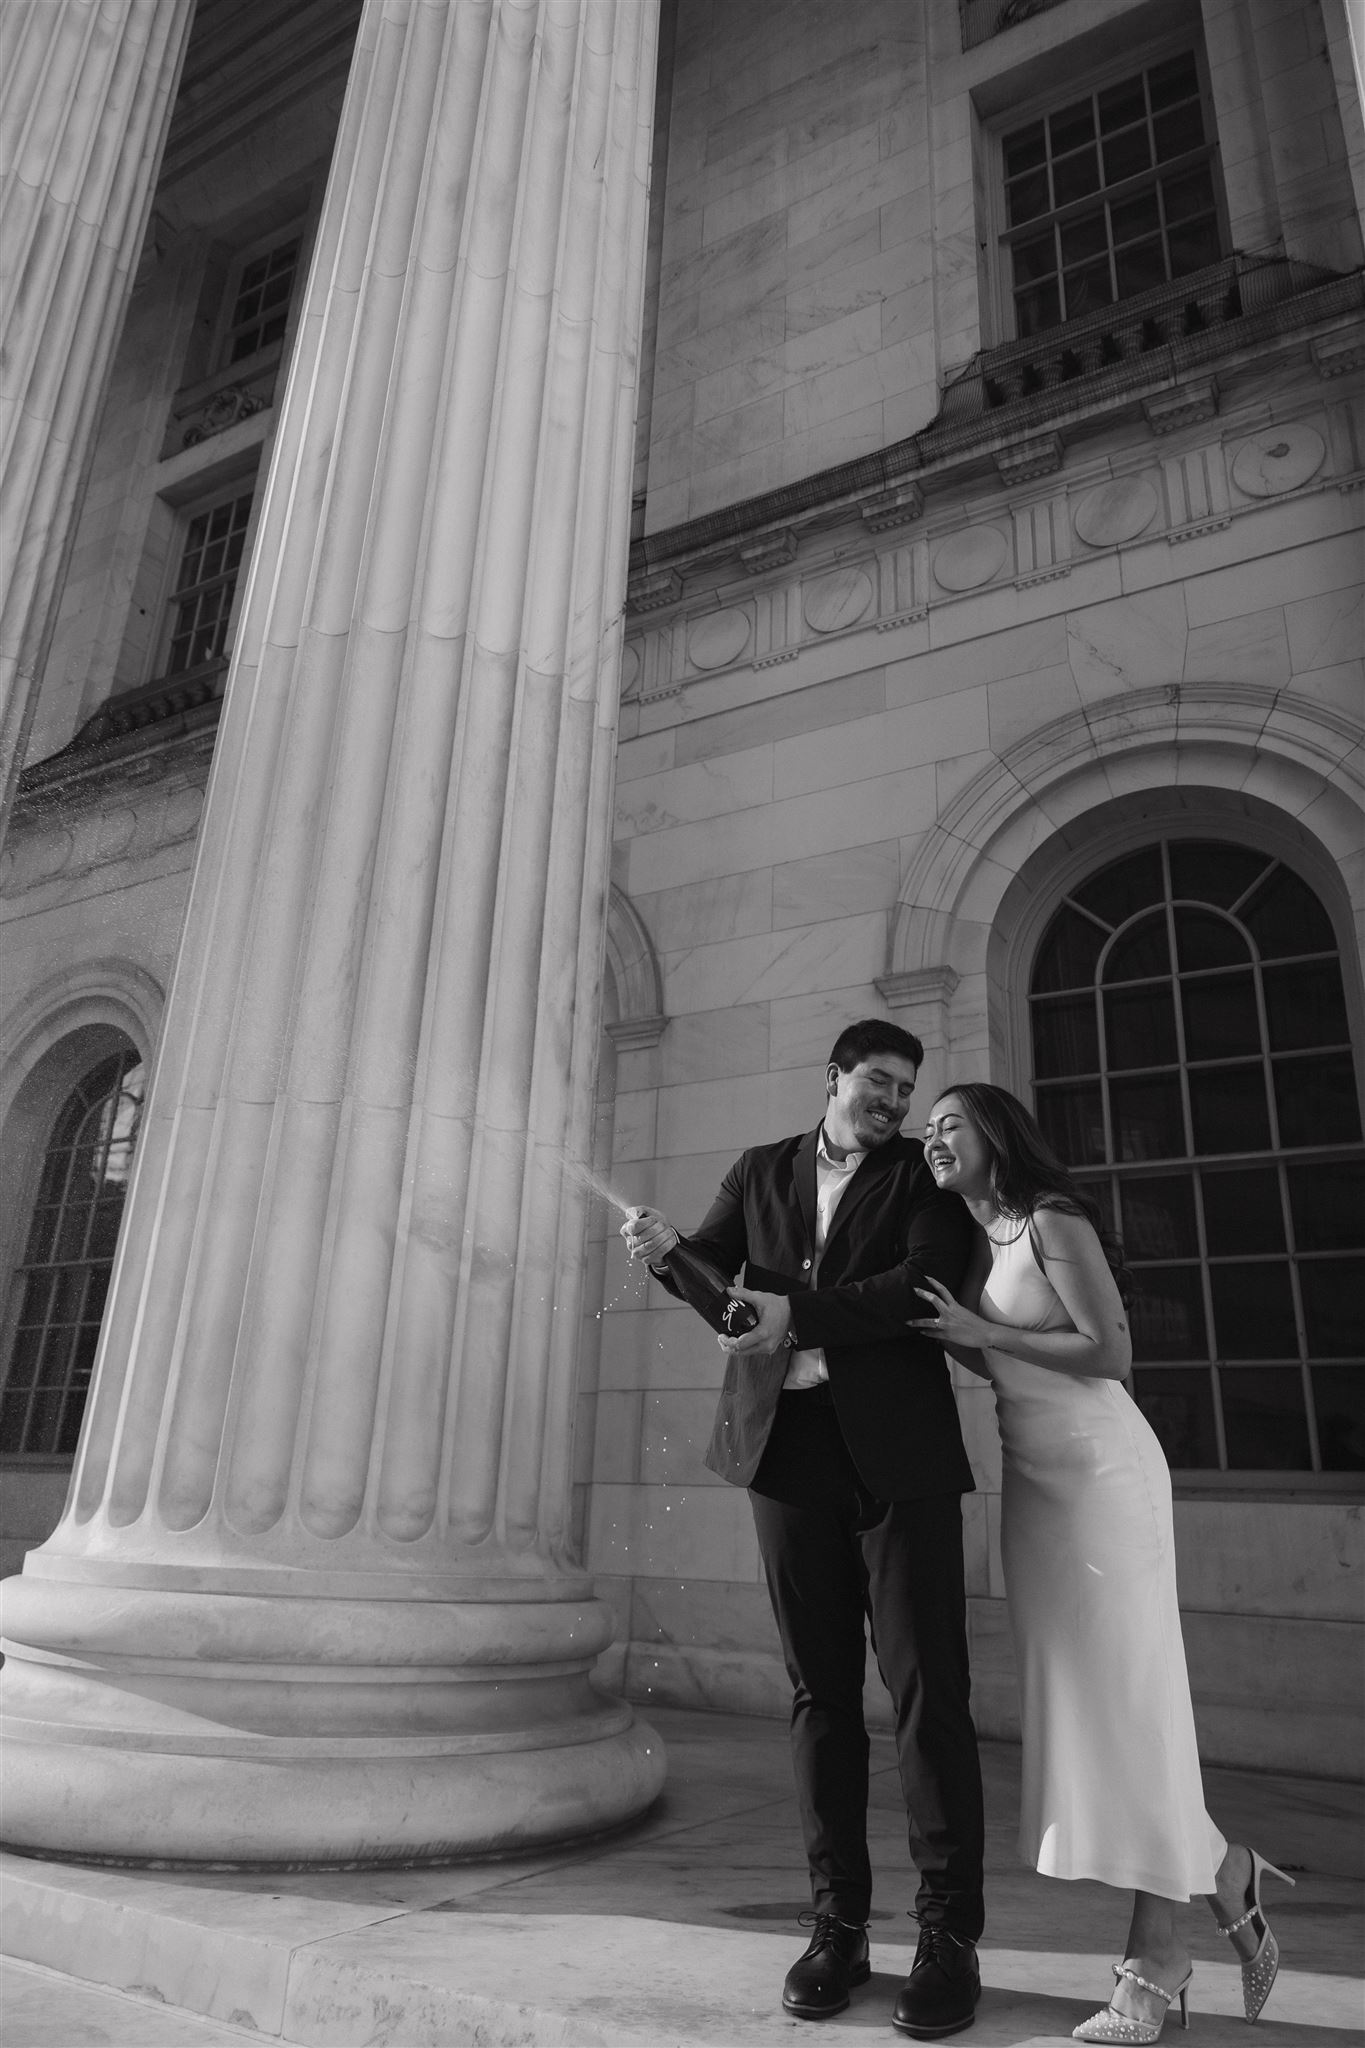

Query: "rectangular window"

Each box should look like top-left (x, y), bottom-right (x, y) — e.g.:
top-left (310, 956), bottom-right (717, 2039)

top-left (999, 51), bottom-right (1224, 339)
top-left (220, 233), bottom-right (302, 367)
top-left (164, 485), bottom-right (255, 676)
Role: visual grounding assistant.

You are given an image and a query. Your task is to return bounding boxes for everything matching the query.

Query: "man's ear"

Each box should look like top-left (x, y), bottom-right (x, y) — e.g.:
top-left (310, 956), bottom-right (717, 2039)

top-left (825, 1062), bottom-right (840, 1097)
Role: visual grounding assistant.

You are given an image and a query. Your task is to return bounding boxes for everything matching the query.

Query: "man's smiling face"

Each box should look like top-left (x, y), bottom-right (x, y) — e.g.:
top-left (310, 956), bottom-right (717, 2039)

top-left (824, 1053), bottom-right (918, 1152)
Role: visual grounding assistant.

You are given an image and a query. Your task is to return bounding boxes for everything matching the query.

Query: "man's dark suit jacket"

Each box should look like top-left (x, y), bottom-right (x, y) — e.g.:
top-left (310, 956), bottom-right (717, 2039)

top-left (662, 1124), bottom-right (976, 1501)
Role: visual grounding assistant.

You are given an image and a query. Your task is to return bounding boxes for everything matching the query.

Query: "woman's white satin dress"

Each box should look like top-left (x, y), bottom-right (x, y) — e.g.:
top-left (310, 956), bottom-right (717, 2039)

top-left (979, 1218), bottom-right (1225, 1900)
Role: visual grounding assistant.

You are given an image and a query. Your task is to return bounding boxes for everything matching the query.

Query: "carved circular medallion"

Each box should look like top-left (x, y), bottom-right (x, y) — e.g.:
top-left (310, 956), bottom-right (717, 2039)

top-left (802, 566), bottom-right (874, 635)
top-left (687, 607), bottom-right (751, 671)
top-left (1073, 475), bottom-right (1160, 548)
top-left (932, 524), bottom-right (1008, 592)
top-left (1230, 426), bottom-right (1325, 498)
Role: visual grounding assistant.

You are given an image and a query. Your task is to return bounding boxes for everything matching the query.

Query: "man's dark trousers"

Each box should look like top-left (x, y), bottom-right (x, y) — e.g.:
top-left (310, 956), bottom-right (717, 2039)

top-left (750, 1382), bottom-right (984, 1941)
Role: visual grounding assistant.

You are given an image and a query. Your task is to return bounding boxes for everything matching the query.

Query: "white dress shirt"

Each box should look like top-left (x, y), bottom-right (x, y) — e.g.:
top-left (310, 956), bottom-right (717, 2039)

top-left (781, 1126), bottom-right (866, 1391)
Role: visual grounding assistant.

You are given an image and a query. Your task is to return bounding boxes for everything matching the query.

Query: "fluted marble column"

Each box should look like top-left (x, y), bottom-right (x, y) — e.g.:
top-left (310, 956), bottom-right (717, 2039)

top-left (0, 0), bottom-right (195, 820)
top-left (0, 0), bottom-right (665, 1864)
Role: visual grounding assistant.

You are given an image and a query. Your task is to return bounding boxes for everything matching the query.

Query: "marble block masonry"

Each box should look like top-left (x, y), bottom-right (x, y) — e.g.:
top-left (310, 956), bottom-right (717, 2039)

top-left (0, 0), bottom-right (668, 1864)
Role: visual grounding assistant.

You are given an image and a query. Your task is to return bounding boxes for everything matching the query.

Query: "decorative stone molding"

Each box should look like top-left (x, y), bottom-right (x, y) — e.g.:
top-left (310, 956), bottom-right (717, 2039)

top-left (876, 968), bottom-right (960, 1012)
top-left (627, 566), bottom-right (683, 613)
top-left (1311, 331), bottom-right (1365, 377)
top-left (604, 883), bottom-right (665, 1041)
top-left (1143, 379), bottom-right (1219, 434)
top-left (994, 433), bottom-right (1062, 485)
top-left (179, 380), bottom-right (271, 448)
top-left (861, 480), bottom-right (923, 531)
top-left (736, 528), bottom-right (797, 575)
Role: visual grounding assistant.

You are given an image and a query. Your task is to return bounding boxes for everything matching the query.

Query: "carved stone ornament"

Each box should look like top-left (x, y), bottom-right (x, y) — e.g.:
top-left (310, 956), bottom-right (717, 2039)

top-left (182, 382), bottom-right (269, 447)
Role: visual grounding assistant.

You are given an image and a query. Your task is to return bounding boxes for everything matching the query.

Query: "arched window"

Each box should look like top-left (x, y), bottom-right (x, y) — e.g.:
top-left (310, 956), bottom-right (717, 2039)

top-left (0, 1048), bottom-right (145, 1456)
top-left (1029, 839), bottom-right (1364, 1477)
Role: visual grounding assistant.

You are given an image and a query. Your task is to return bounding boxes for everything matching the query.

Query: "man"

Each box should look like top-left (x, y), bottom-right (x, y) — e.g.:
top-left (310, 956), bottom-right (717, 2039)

top-left (622, 1020), bottom-right (984, 2035)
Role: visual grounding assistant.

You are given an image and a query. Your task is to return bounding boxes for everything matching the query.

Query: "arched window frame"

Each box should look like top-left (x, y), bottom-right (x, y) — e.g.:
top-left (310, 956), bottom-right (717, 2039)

top-left (996, 805), bottom-right (1364, 1497)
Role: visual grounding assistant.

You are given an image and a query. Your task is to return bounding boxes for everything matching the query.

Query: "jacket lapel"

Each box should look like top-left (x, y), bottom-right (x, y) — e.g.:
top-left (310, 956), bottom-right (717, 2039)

top-left (794, 1125), bottom-right (820, 1252)
top-left (819, 1138), bottom-right (902, 1267)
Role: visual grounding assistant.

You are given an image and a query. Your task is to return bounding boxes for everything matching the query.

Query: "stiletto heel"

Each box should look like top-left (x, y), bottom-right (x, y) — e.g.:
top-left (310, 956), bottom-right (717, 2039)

top-left (1072, 1964), bottom-right (1193, 2043)
top-left (1218, 1848), bottom-right (1295, 2023)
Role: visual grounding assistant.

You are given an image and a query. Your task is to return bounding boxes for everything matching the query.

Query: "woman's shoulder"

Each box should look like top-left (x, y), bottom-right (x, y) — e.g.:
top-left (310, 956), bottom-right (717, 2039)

top-left (1026, 1200), bottom-right (1099, 1255)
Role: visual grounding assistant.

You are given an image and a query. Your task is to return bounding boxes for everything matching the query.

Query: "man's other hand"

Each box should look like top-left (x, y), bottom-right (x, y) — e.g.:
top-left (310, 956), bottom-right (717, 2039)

top-left (718, 1285), bottom-right (792, 1356)
top-left (621, 1205), bottom-right (679, 1264)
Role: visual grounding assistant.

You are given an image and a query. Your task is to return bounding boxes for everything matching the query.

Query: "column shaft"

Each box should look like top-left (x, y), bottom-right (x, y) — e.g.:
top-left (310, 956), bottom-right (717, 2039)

top-left (0, 0), bottom-right (664, 1865)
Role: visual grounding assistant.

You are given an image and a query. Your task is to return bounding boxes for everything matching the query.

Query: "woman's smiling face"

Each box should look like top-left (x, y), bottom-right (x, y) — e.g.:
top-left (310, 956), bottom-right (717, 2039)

top-left (923, 1093), bottom-right (993, 1201)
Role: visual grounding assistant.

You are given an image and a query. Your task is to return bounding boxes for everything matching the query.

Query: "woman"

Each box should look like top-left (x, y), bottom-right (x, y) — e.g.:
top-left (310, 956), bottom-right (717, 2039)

top-left (910, 1083), bottom-right (1291, 2043)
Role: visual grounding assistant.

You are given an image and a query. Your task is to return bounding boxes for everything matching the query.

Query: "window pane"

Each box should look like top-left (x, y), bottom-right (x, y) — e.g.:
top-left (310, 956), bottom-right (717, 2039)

top-left (1004, 122), bottom-right (1047, 176)
top-left (1153, 102), bottom-right (1204, 160)
top-left (1130, 1266), bottom-right (1206, 1359)
top-left (1243, 869), bottom-right (1336, 958)
top-left (1013, 231), bottom-right (1058, 282)
top-left (1132, 1367), bottom-right (1219, 1468)
top-left (1288, 1161), bottom-right (1365, 1251)
top-left (1033, 907), bottom-right (1106, 991)
top-left (1181, 972), bottom-right (1260, 1061)
top-left (1105, 984), bottom-right (1178, 1069)
top-left (1189, 1066), bottom-right (1270, 1154)
top-left (1015, 280), bottom-right (1061, 336)
top-left (1060, 213), bottom-right (1109, 264)
top-left (1298, 1257), bottom-right (1365, 1357)
top-left (1110, 1073), bottom-right (1183, 1160)
top-left (1008, 175), bottom-right (1053, 228)
top-left (1221, 1367), bottom-right (1312, 1470)
top-left (1098, 77), bottom-right (1147, 131)
top-left (1201, 1166), bottom-right (1284, 1256)
top-left (1110, 192), bottom-right (1161, 243)
top-left (1168, 842), bottom-right (1270, 909)
top-left (1164, 165), bottom-right (1216, 224)
top-left (1168, 217), bottom-right (1221, 277)
top-left (1049, 101), bottom-right (1096, 153)
top-left (1036, 1084), bottom-right (1106, 1165)
top-left (1148, 52), bottom-right (1200, 109)
top-left (1103, 915), bottom-right (1171, 984)
top-left (1033, 995), bottom-right (1100, 1077)
top-left (1120, 1175), bottom-right (1198, 1258)
top-left (1209, 1261), bottom-right (1298, 1358)
top-left (1274, 1052), bottom-right (1363, 1147)
top-left (1074, 848), bottom-right (1163, 926)
top-left (1312, 1367), bottom-right (1365, 1471)
top-left (1173, 907), bottom-right (1246, 970)
top-left (1064, 260), bottom-right (1115, 317)
top-left (1262, 961), bottom-right (1350, 1051)
top-left (1053, 148), bottom-right (1102, 207)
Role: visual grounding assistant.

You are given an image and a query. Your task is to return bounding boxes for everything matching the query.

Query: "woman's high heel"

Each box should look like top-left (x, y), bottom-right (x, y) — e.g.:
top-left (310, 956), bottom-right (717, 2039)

top-left (1217, 1848), bottom-right (1295, 2023)
top-left (1072, 1963), bottom-right (1192, 2044)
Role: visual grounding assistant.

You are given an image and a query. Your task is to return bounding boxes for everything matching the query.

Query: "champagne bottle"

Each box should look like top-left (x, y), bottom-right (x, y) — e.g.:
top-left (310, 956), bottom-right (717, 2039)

top-left (652, 1234), bottom-right (760, 1337)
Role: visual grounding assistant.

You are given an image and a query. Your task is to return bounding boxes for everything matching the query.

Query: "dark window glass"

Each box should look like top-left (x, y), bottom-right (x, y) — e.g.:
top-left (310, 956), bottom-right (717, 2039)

top-left (1111, 193), bottom-right (1161, 243)
top-left (1036, 1083), bottom-right (1106, 1165)
top-left (1168, 842), bottom-right (1270, 909)
top-left (1164, 165), bottom-right (1216, 223)
top-left (225, 236), bottom-right (300, 365)
top-left (1061, 213), bottom-right (1110, 265)
top-left (1148, 52), bottom-right (1200, 108)
top-left (1009, 175), bottom-right (1053, 229)
top-left (1033, 995), bottom-right (1100, 1077)
top-left (1288, 1161), bottom-right (1365, 1251)
top-left (1168, 216), bottom-right (1221, 276)
top-left (1201, 1166), bottom-right (1284, 1256)
top-left (1189, 1066), bottom-right (1270, 1154)
top-left (1098, 77), bottom-right (1147, 130)
top-left (1132, 1367), bottom-right (1220, 1467)
top-left (1105, 984), bottom-right (1178, 1069)
top-left (0, 1050), bottom-right (144, 1456)
top-left (1174, 907), bottom-right (1246, 971)
top-left (1032, 907), bottom-right (1107, 991)
top-left (1153, 101), bottom-right (1204, 160)
top-left (167, 488), bottom-right (254, 676)
top-left (1074, 847), bottom-right (1163, 926)
top-left (1110, 1073), bottom-right (1184, 1161)
top-left (1005, 122), bottom-right (1047, 176)
top-left (1013, 230), bottom-right (1058, 280)
top-left (1121, 1175), bottom-right (1198, 1258)
top-left (1298, 1257), bottom-right (1365, 1357)
top-left (1243, 869), bottom-right (1337, 959)
top-left (1031, 838), bottom-right (1362, 1477)
top-left (1054, 148), bottom-right (1102, 207)
top-left (1262, 961), bottom-right (1350, 1051)
top-left (1274, 1053), bottom-right (1363, 1148)
top-left (1049, 101), bottom-right (1095, 153)
top-left (1103, 126), bottom-right (1153, 183)
top-left (1181, 972), bottom-right (1261, 1061)
top-left (1130, 1267), bottom-right (1207, 1360)
top-left (1103, 915), bottom-right (1172, 984)
top-left (1209, 1262), bottom-right (1299, 1359)
top-left (1312, 1367), bottom-right (1365, 1471)
top-left (1220, 1367), bottom-right (1312, 1470)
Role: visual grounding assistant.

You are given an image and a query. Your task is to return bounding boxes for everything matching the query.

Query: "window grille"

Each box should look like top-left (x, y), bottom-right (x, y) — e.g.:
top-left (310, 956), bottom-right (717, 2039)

top-left (0, 1050), bottom-right (145, 1456)
top-left (1029, 840), bottom-right (1364, 1475)
top-left (1002, 52), bottom-right (1223, 337)
top-left (165, 486), bottom-right (254, 675)
top-left (222, 236), bottom-right (301, 365)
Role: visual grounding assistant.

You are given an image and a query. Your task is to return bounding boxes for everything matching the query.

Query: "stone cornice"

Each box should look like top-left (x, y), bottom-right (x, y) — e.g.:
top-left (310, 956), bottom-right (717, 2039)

top-left (628, 264), bottom-right (1364, 605)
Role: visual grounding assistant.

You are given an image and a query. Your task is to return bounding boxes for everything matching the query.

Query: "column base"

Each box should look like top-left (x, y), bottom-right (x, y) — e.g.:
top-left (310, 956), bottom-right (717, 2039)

top-left (0, 1569), bottom-right (666, 1865)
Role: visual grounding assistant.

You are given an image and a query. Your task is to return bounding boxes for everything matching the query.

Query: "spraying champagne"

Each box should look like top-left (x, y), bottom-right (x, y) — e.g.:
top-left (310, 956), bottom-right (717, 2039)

top-left (626, 1209), bottom-right (760, 1338)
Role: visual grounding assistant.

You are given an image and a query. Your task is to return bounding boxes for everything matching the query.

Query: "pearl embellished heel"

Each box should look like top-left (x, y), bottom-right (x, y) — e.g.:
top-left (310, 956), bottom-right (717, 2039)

top-left (1218, 1848), bottom-right (1295, 2023)
top-left (1072, 1963), bottom-right (1191, 2044)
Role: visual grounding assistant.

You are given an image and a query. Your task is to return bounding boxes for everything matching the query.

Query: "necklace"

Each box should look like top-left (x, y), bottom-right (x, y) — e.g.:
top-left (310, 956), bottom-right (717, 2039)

top-left (984, 1214), bottom-right (1029, 1248)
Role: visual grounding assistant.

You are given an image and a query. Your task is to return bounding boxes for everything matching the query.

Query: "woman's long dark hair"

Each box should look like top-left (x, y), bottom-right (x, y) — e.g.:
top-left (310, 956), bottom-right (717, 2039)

top-left (933, 1081), bottom-right (1133, 1305)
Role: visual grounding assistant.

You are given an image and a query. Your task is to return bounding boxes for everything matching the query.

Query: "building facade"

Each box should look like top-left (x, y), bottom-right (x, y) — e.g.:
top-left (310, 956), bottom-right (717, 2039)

top-left (0, 0), bottom-right (1361, 1861)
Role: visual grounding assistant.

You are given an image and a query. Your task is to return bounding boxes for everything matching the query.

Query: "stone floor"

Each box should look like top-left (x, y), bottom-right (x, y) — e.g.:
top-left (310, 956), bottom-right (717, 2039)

top-left (2, 1706), bottom-right (1361, 2046)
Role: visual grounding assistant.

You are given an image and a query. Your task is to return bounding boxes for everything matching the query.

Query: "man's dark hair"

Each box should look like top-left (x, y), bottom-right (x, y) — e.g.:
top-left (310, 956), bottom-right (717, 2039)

top-left (827, 1018), bottom-right (924, 1074)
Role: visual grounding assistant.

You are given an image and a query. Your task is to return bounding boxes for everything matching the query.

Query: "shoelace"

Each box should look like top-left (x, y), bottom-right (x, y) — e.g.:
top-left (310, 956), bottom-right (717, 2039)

top-left (797, 1910), bottom-right (865, 1948)
top-left (911, 1921), bottom-right (973, 1965)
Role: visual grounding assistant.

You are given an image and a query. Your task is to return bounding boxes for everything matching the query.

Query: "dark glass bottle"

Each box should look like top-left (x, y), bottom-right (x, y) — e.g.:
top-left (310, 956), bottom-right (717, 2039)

top-left (656, 1237), bottom-right (760, 1337)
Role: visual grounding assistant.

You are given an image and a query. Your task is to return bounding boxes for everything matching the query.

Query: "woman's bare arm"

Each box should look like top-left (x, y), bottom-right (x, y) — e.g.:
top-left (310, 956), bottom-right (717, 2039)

top-left (910, 1208), bottom-right (1131, 1381)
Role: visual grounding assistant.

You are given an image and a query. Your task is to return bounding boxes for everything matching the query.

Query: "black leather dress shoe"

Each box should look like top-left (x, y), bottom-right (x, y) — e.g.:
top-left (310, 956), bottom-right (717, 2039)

top-left (782, 1913), bottom-right (872, 2020)
top-left (892, 1924), bottom-right (981, 2037)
